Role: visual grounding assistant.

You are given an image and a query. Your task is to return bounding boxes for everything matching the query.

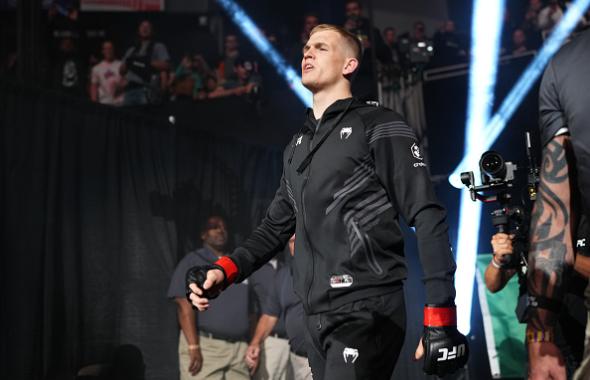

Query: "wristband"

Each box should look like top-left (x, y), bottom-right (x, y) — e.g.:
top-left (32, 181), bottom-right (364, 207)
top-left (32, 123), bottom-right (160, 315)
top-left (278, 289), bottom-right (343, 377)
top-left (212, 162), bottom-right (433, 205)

top-left (491, 257), bottom-right (504, 269)
top-left (423, 305), bottom-right (457, 327)
top-left (214, 256), bottom-right (239, 284)
top-left (188, 344), bottom-right (200, 350)
top-left (526, 327), bottom-right (553, 343)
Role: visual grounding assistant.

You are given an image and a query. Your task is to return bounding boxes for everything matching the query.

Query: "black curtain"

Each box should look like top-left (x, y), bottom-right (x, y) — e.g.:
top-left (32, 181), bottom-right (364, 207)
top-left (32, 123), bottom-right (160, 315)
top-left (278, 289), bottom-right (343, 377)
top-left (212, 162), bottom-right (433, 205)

top-left (0, 81), bottom-right (283, 380)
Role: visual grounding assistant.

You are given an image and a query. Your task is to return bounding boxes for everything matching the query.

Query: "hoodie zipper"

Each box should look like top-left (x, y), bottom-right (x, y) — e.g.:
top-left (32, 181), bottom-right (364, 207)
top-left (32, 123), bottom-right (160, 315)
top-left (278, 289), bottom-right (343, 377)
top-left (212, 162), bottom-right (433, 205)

top-left (301, 117), bottom-right (321, 312)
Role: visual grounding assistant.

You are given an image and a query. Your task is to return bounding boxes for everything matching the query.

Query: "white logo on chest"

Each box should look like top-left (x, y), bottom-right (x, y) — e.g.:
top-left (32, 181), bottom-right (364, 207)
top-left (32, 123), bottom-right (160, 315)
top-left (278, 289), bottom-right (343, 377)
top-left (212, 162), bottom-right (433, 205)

top-left (340, 127), bottom-right (352, 140)
top-left (296, 136), bottom-right (303, 146)
top-left (343, 347), bottom-right (359, 364)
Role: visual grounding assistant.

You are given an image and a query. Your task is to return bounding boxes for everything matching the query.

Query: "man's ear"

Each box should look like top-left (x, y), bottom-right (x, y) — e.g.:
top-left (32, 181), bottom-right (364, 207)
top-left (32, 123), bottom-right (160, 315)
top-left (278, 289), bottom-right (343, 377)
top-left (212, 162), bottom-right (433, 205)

top-left (343, 58), bottom-right (359, 76)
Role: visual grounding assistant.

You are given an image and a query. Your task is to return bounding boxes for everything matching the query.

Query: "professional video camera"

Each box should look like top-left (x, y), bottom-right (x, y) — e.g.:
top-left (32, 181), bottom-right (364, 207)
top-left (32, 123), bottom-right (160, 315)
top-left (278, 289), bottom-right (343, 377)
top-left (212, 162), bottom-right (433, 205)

top-left (398, 37), bottom-right (434, 65)
top-left (460, 133), bottom-right (540, 322)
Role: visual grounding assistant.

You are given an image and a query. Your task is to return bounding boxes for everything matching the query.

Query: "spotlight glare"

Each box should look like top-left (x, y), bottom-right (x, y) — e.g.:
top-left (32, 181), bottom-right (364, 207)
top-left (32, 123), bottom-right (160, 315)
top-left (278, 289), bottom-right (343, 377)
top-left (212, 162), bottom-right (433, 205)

top-left (449, 0), bottom-right (590, 188)
top-left (216, 0), bottom-right (312, 107)
top-left (455, 0), bottom-right (506, 335)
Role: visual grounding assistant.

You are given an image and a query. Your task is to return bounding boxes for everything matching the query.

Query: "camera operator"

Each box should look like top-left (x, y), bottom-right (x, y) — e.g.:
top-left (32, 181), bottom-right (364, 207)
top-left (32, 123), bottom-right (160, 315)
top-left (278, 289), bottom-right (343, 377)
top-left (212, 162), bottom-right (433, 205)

top-left (119, 20), bottom-right (170, 106)
top-left (485, 230), bottom-right (586, 378)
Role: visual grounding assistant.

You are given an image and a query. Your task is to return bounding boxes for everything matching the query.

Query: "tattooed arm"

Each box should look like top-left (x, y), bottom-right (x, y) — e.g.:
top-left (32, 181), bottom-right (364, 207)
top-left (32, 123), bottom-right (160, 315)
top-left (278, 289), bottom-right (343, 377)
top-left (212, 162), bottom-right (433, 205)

top-left (527, 134), bottom-right (574, 380)
top-left (528, 135), bottom-right (575, 330)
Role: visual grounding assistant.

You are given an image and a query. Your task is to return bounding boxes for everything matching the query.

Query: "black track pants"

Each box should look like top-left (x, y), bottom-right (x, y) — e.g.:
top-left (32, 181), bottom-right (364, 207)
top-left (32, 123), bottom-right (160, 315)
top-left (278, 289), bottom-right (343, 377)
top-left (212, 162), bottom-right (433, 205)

top-left (303, 289), bottom-right (406, 380)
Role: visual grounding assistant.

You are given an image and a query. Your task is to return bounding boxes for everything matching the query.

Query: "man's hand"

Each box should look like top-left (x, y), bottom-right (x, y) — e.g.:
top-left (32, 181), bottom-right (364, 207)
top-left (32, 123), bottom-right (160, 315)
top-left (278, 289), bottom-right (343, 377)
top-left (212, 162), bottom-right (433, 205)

top-left (244, 343), bottom-right (261, 375)
top-left (188, 347), bottom-right (203, 376)
top-left (528, 341), bottom-right (566, 380)
top-left (186, 267), bottom-right (225, 311)
top-left (491, 233), bottom-right (514, 266)
top-left (416, 305), bottom-right (469, 377)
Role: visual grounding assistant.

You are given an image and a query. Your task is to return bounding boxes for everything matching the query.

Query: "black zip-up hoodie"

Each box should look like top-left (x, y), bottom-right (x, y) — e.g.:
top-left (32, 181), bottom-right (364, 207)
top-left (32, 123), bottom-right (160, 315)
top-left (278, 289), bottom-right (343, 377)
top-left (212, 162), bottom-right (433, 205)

top-left (229, 98), bottom-right (457, 314)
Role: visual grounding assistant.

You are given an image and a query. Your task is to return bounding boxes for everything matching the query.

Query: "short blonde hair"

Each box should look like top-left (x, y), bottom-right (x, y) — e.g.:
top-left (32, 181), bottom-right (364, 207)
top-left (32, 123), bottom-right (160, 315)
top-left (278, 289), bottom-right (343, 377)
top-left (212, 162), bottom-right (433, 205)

top-left (309, 24), bottom-right (362, 61)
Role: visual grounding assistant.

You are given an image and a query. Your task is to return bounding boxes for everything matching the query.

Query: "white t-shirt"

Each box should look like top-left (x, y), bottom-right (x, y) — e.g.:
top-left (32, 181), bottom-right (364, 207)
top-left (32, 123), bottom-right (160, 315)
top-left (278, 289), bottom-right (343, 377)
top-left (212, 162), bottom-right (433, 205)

top-left (91, 60), bottom-right (123, 105)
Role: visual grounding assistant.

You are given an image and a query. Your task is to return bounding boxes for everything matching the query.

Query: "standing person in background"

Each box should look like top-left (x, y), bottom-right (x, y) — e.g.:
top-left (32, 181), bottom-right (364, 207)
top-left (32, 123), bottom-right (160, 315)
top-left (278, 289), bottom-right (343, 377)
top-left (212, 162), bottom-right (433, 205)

top-left (217, 34), bottom-right (241, 86)
top-left (187, 24), bottom-right (468, 380)
top-left (167, 215), bottom-right (272, 380)
top-left (119, 20), bottom-right (170, 106)
top-left (343, 0), bottom-right (390, 100)
top-left (90, 40), bottom-right (124, 106)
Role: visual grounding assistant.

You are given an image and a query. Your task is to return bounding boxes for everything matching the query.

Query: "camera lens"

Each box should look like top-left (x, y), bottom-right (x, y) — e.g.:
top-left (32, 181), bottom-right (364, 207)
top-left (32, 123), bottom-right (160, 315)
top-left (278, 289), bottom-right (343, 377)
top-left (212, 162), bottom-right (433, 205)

top-left (480, 151), bottom-right (506, 181)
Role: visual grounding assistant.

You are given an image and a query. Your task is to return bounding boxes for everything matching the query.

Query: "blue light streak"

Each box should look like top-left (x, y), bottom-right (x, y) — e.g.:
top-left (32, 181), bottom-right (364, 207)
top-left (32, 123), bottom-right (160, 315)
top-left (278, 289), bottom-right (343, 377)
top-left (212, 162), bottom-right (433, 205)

top-left (454, 0), bottom-right (506, 335)
top-left (216, 0), bottom-right (312, 107)
top-left (449, 0), bottom-right (590, 189)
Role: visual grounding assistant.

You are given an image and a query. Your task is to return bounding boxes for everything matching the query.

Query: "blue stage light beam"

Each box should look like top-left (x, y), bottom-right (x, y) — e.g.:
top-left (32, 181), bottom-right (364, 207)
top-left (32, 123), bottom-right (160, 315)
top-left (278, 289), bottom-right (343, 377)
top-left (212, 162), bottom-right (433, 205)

top-left (216, 0), bottom-right (312, 107)
top-left (449, 0), bottom-right (590, 189)
top-left (455, 0), bottom-right (506, 335)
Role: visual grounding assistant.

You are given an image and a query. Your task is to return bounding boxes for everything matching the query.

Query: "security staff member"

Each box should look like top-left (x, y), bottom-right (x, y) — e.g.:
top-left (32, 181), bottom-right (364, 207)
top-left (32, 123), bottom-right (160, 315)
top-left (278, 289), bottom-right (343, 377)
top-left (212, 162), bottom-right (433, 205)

top-left (167, 216), bottom-right (272, 380)
top-left (187, 24), bottom-right (468, 379)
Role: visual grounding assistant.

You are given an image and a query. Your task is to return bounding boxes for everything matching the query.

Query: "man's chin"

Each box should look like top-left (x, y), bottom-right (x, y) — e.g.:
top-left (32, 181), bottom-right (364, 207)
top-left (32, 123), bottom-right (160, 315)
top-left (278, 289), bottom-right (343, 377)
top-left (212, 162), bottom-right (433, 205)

top-left (301, 78), bottom-right (318, 93)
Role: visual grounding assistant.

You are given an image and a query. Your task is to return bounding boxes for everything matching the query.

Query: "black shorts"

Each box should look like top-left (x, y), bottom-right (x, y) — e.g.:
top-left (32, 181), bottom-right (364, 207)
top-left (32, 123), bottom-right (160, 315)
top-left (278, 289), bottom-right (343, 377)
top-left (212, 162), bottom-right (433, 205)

top-left (303, 289), bottom-right (406, 380)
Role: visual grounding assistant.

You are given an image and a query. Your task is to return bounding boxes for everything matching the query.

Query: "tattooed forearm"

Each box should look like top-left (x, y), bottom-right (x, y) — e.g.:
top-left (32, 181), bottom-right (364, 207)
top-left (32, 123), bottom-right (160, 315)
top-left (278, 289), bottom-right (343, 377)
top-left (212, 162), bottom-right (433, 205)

top-left (527, 136), bottom-right (574, 330)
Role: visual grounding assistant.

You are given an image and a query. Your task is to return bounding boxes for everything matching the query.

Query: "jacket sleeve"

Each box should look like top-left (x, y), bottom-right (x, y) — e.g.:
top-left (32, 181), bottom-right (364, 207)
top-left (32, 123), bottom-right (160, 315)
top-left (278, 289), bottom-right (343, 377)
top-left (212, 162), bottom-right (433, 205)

top-left (228, 170), bottom-right (296, 283)
top-left (366, 109), bottom-right (456, 305)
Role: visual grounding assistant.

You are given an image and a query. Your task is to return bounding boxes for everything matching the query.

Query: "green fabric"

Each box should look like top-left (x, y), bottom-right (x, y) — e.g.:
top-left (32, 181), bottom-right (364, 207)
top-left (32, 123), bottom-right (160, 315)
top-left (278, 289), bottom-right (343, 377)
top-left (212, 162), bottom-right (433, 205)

top-left (476, 254), bottom-right (527, 379)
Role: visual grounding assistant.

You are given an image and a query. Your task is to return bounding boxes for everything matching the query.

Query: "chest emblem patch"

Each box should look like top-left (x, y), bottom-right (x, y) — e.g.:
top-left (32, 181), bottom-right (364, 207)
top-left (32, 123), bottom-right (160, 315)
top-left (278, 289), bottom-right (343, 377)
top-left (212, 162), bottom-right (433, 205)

top-left (340, 127), bottom-right (352, 140)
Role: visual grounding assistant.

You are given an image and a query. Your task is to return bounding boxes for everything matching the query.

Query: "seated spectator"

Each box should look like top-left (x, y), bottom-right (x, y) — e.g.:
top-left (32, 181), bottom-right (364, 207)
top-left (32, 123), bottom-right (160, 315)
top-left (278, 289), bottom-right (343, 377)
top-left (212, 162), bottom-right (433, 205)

top-left (511, 28), bottom-right (529, 55)
top-left (217, 34), bottom-right (241, 86)
top-left (90, 40), bottom-right (124, 106)
top-left (169, 54), bottom-right (203, 101)
top-left (120, 20), bottom-right (170, 106)
top-left (538, 0), bottom-right (564, 40)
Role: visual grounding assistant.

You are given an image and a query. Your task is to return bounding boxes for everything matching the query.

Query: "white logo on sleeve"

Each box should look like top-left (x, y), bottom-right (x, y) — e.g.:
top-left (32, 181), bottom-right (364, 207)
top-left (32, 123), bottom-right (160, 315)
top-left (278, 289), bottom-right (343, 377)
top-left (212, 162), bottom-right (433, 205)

top-left (296, 136), bottom-right (303, 146)
top-left (343, 347), bottom-right (359, 364)
top-left (340, 127), bottom-right (352, 140)
top-left (437, 344), bottom-right (466, 361)
top-left (411, 142), bottom-right (427, 167)
top-left (577, 238), bottom-right (587, 248)
top-left (411, 143), bottom-right (423, 160)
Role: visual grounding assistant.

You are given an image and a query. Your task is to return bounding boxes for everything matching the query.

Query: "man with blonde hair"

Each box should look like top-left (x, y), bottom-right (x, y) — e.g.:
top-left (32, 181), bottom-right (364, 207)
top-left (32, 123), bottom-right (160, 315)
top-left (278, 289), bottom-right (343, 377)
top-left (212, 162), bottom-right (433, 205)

top-left (187, 24), bottom-right (468, 379)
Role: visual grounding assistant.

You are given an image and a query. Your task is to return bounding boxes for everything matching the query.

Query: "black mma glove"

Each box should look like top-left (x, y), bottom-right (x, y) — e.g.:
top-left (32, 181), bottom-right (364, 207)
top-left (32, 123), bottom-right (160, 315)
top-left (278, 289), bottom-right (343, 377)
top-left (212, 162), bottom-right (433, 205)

top-left (185, 257), bottom-right (239, 306)
top-left (421, 305), bottom-right (469, 377)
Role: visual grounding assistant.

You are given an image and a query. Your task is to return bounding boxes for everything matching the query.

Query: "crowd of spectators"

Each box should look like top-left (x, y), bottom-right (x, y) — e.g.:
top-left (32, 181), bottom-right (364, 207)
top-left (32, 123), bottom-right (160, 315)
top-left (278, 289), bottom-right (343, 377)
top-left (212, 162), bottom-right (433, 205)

top-left (4, 0), bottom-right (589, 108)
top-left (47, 13), bottom-right (265, 108)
